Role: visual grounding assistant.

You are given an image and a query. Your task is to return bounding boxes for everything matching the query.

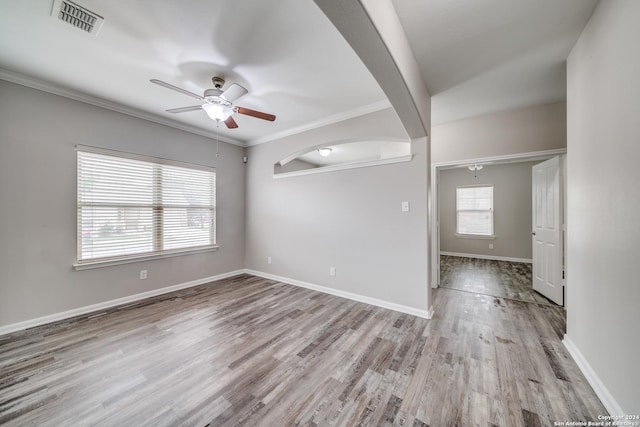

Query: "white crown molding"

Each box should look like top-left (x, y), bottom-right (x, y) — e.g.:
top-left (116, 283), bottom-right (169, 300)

top-left (245, 269), bottom-right (432, 319)
top-left (246, 99), bottom-right (392, 146)
top-left (563, 335), bottom-right (625, 416)
top-left (440, 251), bottom-right (532, 264)
top-left (0, 68), bottom-right (245, 147)
top-left (2, 69), bottom-right (395, 149)
top-left (431, 148), bottom-right (567, 169)
top-left (0, 270), bottom-right (245, 336)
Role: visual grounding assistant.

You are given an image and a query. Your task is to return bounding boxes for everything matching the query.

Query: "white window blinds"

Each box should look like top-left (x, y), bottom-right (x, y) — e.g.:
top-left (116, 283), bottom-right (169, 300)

top-left (77, 147), bottom-right (216, 264)
top-left (456, 185), bottom-right (494, 236)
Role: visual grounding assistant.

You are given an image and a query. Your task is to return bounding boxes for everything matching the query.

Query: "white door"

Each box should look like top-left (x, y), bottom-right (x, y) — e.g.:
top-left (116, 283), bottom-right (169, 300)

top-left (532, 157), bottom-right (564, 305)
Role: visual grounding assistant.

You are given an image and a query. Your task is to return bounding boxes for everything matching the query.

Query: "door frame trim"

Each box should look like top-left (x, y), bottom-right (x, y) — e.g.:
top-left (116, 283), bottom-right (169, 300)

top-left (430, 148), bottom-right (567, 290)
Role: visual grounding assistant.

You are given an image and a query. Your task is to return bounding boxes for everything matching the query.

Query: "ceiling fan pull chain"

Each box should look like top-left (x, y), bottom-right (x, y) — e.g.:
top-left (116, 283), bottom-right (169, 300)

top-left (216, 121), bottom-right (220, 158)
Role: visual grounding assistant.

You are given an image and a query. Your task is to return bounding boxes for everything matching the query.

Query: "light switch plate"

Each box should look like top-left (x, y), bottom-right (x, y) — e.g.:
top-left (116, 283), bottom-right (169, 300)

top-left (401, 201), bottom-right (410, 212)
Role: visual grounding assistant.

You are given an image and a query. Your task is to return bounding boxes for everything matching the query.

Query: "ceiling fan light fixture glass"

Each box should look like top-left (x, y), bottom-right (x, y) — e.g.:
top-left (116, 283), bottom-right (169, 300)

top-left (202, 102), bottom-right (233, 121)
top-left (318, 147), bottom-right (332, 157)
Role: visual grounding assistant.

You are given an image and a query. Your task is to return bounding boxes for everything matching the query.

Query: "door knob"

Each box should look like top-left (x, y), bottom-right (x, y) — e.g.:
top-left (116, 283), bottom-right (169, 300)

top-left (531, 231), bottom-right (536, 236)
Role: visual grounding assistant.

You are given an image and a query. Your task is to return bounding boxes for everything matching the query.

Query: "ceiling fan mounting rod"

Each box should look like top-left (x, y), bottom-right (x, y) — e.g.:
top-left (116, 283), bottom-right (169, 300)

top-left (212, 76), bottom-right (225, 89)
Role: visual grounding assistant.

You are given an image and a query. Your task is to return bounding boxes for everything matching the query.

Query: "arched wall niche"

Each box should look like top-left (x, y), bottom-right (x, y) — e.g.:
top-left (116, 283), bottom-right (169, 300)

top-left (273, 138), bottom-right (412, 177)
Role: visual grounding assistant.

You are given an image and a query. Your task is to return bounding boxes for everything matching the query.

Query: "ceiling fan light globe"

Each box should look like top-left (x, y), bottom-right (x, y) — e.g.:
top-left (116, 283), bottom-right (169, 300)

top-left (203, 103), bottom-right (232, 121)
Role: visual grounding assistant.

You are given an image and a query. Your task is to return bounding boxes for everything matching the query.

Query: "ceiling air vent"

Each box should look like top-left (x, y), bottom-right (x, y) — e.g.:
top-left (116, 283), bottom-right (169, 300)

top-left (51, 0), bottom-right (104, 36)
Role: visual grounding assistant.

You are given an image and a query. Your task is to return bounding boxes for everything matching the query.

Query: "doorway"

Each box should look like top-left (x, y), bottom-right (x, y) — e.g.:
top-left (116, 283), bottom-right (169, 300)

top-left (431, 149), bottom-right (566, 306)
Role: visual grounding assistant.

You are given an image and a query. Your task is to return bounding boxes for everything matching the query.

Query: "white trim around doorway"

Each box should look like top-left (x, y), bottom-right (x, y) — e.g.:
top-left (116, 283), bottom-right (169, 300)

top-left (430, 148), bottom-right (567, 289)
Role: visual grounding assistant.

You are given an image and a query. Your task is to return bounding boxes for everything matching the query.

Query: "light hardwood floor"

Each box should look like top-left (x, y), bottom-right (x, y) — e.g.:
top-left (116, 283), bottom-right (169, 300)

top-left (0, 274), bottom-right (605, 426)
top-left (440, 255), bottom-right (556, 306)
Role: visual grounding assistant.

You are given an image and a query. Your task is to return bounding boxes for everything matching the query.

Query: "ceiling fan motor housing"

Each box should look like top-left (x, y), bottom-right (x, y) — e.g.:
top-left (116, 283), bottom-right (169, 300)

top-left (203, 88), bottom-right (225, 101)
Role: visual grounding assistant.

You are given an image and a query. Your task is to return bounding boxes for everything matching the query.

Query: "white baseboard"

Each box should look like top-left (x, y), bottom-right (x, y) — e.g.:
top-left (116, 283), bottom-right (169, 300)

top-left (245, 269), bottom-right (432, 319)
top-left (440, 251), bottom-right (532, 264)
top-left (0, 270), bottom-right (245, 336)
top-left (563, 335), bottom-right (624, 415)
top-left (426, 305), bottom-right (435, 319)
top-left (1, 268), bottom-right (433, 336)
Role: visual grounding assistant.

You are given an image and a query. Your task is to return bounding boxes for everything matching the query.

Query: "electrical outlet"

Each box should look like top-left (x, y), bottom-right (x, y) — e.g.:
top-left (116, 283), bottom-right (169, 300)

top-left (489, 243), bottom-right (494, 249)
top-left (140, 270), bottom-right (147, 279)
top-left (267, 256), bottom-right (272, 264)
top-left (329, 267), bottom-right (336, 276)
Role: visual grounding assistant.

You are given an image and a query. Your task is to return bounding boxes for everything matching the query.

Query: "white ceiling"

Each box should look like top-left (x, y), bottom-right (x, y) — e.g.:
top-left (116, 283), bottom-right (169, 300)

top-left (0, 0), bottom-right (598, 144)
top-left (392, 0), bottom-right (599, 125)
top-left (0, 0), bottom-right (387, 145)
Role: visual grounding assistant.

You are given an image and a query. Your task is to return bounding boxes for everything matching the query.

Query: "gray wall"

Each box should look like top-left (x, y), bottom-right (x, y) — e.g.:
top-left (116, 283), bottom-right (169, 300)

top-left (439, 162), bottom-right (538, 260)
top-left (245, 107), bottom-right (431, 313)
top-left (0, 80), bottom-right (246, 327)
top-left (566, 0), bottom-right (640, 414)
top-left (432, 101), bottom-right (566, 164)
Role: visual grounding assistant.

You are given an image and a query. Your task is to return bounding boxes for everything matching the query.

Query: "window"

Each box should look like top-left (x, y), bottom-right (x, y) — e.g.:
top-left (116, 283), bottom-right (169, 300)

top-left (77, 146), bottom-right (216, 266)
top-left (456, 185), bottom-right (494, 236)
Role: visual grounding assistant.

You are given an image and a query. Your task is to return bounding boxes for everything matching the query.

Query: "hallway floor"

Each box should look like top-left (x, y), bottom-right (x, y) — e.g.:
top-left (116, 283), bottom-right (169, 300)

top-left (440, 255), bottom-right (557, 306)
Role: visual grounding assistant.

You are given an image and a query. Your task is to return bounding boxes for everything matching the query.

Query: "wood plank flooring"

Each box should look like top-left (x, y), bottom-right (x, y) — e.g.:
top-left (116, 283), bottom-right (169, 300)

top-left (440, 255), bottom-right (555, 306)
top-left (0, 274), bottom-right (606, 426)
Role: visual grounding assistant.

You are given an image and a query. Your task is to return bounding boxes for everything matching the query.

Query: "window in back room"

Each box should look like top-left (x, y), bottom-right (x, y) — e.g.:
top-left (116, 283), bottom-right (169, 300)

top-left (456, 185), bottom-right (494, 237)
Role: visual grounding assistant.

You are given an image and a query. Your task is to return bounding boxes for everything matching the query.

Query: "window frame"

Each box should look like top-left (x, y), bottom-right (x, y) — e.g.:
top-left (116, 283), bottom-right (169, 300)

top-left (74, 145), bottom-right (218, 270)
top-left (455, 184), bottom-right (495, 238)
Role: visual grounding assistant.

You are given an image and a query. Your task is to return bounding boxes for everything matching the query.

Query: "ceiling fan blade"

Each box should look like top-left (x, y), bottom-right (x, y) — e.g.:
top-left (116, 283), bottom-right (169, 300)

top-left (166, 105), bottom-right (203, 113)
top-left (235, 106), bottom-right (276, 122)
top-left (224, 116), bottom-right (239, 129)
top-left (150, 79), bottom-right (203, 101)
top-left (220, 83), bottom-right (248, 102)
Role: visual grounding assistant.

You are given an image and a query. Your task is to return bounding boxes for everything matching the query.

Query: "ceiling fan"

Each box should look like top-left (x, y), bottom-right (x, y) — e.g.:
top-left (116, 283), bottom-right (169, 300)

top-left (150, 76), bottom-right (276, 129)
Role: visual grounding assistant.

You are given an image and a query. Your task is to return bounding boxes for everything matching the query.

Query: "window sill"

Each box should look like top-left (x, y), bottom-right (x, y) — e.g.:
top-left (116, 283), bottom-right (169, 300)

top-left (73, 245), bottom-right (220, 270)
top-left (454, 234), bottom-right (495, 240)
